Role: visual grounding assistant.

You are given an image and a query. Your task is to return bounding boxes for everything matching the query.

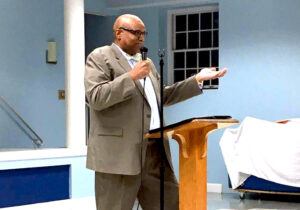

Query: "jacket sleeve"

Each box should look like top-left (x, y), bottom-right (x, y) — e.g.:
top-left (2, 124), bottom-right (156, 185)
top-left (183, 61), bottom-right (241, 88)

top-left (84, 48), bottom-right (137, 111)
top-left (150, 62), bottom-right (202, 106)
top-left (163, 75), bottom-right (202, 106)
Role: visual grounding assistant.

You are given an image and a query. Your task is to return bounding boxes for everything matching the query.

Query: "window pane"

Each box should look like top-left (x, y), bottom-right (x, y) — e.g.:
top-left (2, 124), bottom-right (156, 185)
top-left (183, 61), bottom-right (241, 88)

top-left (213, 30), bottom-right (219, 47)
top-left (211, 78), bottom-right (219, 86)
top-left (174, 52), bottom-right (185, 68)
top-left (174, 70), bottom-right (185, 82)
top-left (201, 13), bottom-right (212, 30)
top-left (200, 31), bottom-right (212, 48)
top-left (186, 69), bottom-right (197, 78)
top-left (211, 50), bottom-right (219, 67)
top-left (203, 80), bottom-right (210, 86)
top-left (198, 51), bottom-right (210, 67)
top-left (176, 15), bottom-right (186, 32)
top-left (213, 12), bottom-right (219, 29)
top-left (176, 33), bottom-right (186, 49)
top-left (188, 14), bottom-right (199, 31)
top-left (188, 32), bottom-right (199, 49)
top-left (186, 51), bottom-right (197, 68)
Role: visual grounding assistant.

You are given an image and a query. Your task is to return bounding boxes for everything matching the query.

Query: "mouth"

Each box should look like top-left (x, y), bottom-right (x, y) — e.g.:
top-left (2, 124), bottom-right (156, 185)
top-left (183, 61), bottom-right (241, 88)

top-left (134, 43), bottom-right (143, 50)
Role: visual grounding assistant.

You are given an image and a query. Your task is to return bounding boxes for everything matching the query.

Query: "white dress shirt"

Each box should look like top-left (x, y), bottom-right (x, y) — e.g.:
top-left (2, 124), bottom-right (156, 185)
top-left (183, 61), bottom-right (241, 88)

top-left (114, 44), bottom-right (160, 130)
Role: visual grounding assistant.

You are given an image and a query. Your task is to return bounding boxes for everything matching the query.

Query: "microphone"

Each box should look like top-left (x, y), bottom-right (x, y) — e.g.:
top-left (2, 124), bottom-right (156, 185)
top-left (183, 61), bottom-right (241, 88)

top-left (140, 46), bottom-right (148, 60)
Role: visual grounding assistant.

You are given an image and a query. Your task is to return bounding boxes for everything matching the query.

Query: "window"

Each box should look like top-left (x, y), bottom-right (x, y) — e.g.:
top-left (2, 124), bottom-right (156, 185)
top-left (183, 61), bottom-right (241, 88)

top-left (168, 6), bottom-right (219, 89)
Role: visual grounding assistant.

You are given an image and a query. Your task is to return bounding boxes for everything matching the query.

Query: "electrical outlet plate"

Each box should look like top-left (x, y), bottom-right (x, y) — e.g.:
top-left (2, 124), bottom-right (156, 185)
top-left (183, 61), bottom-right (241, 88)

top-left (58, 90), bottom-right (65, 100)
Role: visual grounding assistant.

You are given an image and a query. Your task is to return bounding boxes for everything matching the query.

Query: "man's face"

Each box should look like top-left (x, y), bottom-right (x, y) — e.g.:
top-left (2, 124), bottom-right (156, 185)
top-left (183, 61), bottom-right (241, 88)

top-left (117, 19), bottom-right (146, 55)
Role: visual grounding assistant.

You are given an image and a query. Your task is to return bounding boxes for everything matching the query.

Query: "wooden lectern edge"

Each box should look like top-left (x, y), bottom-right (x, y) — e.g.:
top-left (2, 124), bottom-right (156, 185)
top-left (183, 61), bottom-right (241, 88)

top-left (144, 130), bottom-right (174, 139)
top-left (144, 119), bottom-right (239, 139)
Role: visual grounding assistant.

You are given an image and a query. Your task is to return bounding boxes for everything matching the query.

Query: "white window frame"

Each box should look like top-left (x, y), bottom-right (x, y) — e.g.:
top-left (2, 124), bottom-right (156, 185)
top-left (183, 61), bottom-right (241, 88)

top-left (167, 5), bottom-right (219, 86)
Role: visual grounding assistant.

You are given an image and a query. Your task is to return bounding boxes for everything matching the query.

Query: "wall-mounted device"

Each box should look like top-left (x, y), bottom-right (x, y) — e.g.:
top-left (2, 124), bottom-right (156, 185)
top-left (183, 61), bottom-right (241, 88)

top-left (46, 41), bottom-right (57, 64)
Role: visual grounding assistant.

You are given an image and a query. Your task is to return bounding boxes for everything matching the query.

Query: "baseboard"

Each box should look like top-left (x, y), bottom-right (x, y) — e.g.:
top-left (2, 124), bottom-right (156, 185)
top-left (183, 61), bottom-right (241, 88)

top-left (207, 183), bottom-right (222, 193)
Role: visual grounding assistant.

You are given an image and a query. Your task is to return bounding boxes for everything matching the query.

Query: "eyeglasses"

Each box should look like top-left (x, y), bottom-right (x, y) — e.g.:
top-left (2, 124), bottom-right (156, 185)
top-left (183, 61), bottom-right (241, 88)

top-left (119, 27), bottom-right (148, 38)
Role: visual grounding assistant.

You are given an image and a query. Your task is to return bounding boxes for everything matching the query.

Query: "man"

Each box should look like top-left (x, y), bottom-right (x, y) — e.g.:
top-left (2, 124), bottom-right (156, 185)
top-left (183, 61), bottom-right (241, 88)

top-left (85, 14), bottom-right (227, 210)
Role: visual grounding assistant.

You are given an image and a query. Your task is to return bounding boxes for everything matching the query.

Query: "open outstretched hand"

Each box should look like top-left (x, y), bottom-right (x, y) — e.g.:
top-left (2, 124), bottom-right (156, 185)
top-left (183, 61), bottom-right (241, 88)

top-left (195, 67), bottom-right (227, 83)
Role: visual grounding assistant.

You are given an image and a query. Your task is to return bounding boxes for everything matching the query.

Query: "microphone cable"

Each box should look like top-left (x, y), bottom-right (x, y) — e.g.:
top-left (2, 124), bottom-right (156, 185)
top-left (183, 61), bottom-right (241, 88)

top-left (137, 46), bottom-right (148, 210)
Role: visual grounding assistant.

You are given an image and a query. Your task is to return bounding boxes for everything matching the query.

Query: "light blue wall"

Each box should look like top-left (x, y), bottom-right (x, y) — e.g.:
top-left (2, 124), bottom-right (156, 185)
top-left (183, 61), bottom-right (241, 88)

top-left (220, 0), bottom-right (300, 119)
top-left (0, 0), bottom-right (65, 148)
top-left (70, 156), bottom-right (95, 198)
top-left (85, 0), bottom-right (117, 16)
top-left (90, 0), bottom-right (300, 193)
top-left (165, 0), bottom-right (300, 192)
top-left (85, 14), bottom-right (116, 58)
top-left (105, 0), bottom-right (200, 8)
top-left (85, 0), bottom-right (107, 15)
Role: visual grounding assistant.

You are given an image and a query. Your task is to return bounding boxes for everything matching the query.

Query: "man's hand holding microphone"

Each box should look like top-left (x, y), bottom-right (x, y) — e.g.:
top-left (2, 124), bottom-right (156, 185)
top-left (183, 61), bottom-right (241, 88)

top-left (129, 46), bottom-right (150, 81)
top-left (129, 61), bottom-right (151, 80)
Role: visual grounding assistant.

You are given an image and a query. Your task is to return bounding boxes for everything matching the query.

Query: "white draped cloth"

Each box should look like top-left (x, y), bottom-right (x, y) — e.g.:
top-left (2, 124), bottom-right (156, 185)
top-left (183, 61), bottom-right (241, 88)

top-left (219, 116), bottom-right (300, 189)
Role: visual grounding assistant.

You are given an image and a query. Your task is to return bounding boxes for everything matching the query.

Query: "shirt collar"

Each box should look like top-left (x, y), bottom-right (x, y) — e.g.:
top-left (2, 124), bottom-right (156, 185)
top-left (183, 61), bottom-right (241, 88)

top-left (113, 43), bottom-right (141, 62)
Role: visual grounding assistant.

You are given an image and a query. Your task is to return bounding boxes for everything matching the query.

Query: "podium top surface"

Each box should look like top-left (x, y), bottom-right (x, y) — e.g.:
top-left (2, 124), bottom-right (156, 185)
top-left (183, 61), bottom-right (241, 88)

top-left (149, 116), bottom-right (238, 134)
top-left (146, 116), bottom-right (239, 139)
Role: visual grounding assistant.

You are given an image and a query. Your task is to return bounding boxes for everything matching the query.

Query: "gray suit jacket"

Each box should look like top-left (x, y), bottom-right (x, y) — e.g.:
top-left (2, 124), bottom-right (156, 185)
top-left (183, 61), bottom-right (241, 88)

top-left (85, 43), bottom-right (202, 175)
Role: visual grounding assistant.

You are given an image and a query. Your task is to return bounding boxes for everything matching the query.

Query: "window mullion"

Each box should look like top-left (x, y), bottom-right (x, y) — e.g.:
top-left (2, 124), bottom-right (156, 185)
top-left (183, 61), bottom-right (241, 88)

top-left (171, 7), bottom-right (219, 89)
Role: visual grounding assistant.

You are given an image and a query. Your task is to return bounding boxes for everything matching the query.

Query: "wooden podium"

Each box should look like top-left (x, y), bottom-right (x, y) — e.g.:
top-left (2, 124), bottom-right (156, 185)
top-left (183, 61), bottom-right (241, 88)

top-left (146, 118), bottom-right (238, 210)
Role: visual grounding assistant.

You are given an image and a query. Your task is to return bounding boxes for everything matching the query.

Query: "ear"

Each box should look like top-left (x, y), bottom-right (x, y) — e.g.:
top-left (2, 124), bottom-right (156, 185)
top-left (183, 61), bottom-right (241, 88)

top-left (115, 29), bottom-right (122, 40)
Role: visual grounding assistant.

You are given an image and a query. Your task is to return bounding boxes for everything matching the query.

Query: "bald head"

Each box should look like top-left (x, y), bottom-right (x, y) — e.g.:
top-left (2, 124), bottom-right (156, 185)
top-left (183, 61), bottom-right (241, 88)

top-left (113, 14), bottom-right (144, 32)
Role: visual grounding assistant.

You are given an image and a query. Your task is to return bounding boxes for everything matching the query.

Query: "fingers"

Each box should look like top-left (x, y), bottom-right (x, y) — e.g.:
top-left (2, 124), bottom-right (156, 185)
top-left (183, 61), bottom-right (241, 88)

top-left (195, 67), bottom-right (228, 83)
top-left (139, 60), bottom-right (151, 69)
top-left (220, 68), bottom-right (228, 76)
top-left (217, 68), bottom-right (227, 77)
top-left (129, 60), bottom-right (151, 80)
top-left (209, 67), bottom-right (227, 78)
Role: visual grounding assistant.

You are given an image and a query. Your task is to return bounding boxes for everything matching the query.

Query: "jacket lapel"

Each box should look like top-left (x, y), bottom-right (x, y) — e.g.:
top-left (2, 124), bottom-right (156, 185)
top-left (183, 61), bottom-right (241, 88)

top-left (110, 43), bottom-right (149, 102)
top-left (110, 43), bottom-right (131, 74)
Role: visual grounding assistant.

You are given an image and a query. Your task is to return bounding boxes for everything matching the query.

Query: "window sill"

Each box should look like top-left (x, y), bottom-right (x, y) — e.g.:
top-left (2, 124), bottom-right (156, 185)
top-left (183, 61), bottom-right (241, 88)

top-left (0, 147), bottom-right (87, 163)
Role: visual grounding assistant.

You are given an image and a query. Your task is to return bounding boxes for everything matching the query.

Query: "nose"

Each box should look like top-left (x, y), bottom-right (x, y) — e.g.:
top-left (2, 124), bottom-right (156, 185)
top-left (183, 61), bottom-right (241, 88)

top-left (138, 34), bottom-right (145, 42)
